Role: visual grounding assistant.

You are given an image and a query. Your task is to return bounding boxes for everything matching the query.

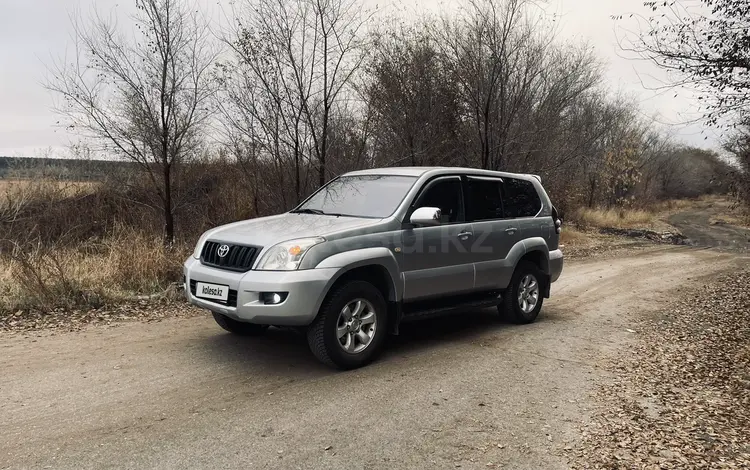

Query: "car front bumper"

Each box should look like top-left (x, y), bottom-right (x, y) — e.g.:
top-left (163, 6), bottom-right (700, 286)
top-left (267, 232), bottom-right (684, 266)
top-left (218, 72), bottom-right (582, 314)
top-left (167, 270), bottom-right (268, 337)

top-left (183, 257), bottom-right (335, 326)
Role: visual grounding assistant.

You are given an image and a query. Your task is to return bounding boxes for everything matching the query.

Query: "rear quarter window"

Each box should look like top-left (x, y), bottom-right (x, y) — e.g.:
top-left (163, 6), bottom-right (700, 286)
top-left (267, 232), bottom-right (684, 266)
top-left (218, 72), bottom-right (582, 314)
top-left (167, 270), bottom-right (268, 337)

top-left (503, 178), bottom-right (542, 218)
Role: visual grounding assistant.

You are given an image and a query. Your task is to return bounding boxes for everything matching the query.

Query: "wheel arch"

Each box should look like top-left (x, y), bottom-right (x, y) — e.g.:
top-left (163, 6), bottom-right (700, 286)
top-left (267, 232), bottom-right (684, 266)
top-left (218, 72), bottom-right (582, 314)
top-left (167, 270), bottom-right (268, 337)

top-left (519, 237), bottom-right (551, 275)
top-left (312, 247), bottom-right (402, 332)
top-left (510, 238), bottom-right (552, 298)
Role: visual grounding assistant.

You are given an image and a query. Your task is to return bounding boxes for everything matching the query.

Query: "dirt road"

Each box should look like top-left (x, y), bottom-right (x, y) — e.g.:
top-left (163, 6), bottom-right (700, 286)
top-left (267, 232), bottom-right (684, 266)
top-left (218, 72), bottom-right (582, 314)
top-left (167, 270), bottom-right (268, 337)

top-left (669, 202), bottom-right (750, 252)
top-left (2, 225), bottom-right (748, 469)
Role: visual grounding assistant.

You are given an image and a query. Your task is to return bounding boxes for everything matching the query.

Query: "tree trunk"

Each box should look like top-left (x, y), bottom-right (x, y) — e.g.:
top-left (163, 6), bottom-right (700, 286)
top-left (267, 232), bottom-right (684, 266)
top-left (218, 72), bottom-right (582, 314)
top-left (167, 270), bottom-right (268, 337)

top-left (163, 163), bottom-right (174, 245)
top-left (588, 178), bottom-right (597, 208)
top-left (294, 135), bottom-right (301, 204)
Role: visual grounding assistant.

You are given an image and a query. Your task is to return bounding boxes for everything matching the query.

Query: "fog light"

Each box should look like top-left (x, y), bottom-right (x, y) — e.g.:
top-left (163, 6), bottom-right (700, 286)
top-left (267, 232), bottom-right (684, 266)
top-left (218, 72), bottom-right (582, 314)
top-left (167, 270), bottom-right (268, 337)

top-left (261, 292), bottom-right (288, 305)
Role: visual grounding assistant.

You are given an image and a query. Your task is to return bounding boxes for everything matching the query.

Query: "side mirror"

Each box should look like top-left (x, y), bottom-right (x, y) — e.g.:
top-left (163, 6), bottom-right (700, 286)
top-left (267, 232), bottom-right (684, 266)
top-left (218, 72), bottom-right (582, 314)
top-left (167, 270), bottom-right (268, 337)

top-left (410, 207), bottom-right (442, 226)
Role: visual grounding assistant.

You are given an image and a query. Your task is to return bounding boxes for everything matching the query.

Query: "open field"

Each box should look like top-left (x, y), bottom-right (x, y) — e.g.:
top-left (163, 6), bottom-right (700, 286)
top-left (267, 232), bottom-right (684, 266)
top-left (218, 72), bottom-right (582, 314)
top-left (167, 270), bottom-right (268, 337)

top-left (0, 178), bottom-right (100, 199)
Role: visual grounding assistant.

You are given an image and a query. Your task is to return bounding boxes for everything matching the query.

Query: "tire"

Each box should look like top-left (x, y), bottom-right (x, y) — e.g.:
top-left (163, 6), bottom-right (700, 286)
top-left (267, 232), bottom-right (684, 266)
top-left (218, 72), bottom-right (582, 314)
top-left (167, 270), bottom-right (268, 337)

top-left (212, 311), bottom-right (269, 336)
top-left (307, 280), bottom-right (388, 370)
top-left (500, 261), bottom-right (545, 324)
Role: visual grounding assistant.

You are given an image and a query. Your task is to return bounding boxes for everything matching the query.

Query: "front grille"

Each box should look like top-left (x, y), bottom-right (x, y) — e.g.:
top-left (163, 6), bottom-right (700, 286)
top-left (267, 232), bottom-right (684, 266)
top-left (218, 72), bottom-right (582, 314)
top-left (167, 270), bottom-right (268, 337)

top-left (200, 241), bottom-right (260, 272)
top-left (189, 279), bottom-right (238, 307)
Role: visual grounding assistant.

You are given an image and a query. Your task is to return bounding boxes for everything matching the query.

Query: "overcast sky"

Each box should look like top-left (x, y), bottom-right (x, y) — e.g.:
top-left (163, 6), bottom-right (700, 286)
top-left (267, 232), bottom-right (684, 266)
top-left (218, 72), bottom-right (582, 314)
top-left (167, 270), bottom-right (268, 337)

top-left (0, 0), bottom-right (720, 158)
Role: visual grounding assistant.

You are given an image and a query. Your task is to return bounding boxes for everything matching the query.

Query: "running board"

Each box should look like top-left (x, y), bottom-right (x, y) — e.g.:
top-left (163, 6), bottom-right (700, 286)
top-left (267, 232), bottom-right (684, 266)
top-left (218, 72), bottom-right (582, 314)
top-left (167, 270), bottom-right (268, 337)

top-left (400, 291), bottom-right (502, 322)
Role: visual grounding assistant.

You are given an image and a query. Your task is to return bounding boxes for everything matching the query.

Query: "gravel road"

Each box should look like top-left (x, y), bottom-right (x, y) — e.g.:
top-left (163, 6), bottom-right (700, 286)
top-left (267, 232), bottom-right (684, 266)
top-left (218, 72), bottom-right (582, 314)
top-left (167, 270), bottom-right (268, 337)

top-left (3, 245), bottom-right (745, 470)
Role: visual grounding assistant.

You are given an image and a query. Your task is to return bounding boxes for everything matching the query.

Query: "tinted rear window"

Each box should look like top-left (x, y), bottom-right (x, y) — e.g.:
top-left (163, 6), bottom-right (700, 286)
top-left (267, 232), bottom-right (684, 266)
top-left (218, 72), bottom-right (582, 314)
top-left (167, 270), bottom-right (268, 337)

top-left (503, 178), bottom-right (542, 218)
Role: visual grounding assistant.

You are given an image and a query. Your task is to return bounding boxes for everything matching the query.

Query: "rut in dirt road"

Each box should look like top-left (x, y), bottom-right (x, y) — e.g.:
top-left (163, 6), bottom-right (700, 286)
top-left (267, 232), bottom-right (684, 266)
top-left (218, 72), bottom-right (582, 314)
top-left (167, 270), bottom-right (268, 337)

top-left (1, 248), bottom-right (742, 470)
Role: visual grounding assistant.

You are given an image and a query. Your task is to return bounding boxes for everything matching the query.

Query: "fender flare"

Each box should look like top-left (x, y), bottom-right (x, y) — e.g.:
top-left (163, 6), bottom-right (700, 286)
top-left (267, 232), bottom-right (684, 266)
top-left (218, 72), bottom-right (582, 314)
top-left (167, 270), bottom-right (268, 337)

top-left (521, 237), bottom-right (551, 275)
top-left (312, 247), bottom-right (402, 313)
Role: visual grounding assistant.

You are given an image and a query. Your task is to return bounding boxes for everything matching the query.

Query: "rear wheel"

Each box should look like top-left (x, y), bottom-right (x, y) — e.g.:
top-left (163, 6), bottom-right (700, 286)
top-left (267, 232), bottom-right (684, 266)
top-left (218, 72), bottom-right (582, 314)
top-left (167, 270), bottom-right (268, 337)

top-left (212, 312), bottom-right (269, 336)
top-left (307, 280), bottom-right (387, 370)
top-left (500, 261), bottom-right (545, 324)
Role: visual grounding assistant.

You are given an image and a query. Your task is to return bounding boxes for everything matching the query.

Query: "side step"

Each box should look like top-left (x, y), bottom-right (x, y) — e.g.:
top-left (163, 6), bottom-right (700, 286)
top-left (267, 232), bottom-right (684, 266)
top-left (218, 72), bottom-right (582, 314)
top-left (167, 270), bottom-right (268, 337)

top-left (400, 291), bottom-right (502, 323)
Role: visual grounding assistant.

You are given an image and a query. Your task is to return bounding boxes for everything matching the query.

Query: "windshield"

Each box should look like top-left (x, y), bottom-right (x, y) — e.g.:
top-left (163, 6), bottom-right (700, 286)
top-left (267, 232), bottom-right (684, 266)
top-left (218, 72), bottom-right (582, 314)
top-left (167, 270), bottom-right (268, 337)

top-left (294, 175), bottom-right (417, 218)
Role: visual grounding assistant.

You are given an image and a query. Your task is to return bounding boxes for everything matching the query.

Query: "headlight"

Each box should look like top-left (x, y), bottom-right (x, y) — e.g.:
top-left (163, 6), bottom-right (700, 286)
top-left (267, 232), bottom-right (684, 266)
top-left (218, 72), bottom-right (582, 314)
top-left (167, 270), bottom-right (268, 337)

top-left (192, 232), bottom-right (211, 259)
top-left (255, 237), bottom-right (324, 271)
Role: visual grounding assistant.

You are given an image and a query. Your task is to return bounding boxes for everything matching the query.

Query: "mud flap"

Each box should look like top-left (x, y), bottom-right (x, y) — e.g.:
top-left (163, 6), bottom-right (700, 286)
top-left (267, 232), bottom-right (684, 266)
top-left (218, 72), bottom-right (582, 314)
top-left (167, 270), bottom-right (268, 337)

top-left (389, 301), bottom-right (402, 335)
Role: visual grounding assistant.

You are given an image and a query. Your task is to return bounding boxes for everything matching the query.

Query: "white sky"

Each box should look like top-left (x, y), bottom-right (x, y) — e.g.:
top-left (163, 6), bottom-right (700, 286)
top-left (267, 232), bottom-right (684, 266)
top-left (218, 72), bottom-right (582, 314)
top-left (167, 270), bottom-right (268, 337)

top-left (0, 0), bottom-right (719, 158)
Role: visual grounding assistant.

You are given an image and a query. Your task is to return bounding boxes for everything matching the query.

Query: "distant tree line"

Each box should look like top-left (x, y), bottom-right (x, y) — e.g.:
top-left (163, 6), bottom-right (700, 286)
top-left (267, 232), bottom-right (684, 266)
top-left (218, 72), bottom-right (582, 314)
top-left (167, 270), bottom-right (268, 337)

top-left (0, 156), bottom-right (136, 181)
top-left (46, 0), bottom-right (736, 242)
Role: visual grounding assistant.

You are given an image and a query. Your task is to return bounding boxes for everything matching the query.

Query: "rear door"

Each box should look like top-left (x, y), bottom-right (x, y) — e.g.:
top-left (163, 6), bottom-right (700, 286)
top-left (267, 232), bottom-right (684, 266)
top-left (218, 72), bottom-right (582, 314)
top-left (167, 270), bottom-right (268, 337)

top-left (502, 177), bottom-right (545, 240)
top-left (465, 176), bottom-right (521, 291)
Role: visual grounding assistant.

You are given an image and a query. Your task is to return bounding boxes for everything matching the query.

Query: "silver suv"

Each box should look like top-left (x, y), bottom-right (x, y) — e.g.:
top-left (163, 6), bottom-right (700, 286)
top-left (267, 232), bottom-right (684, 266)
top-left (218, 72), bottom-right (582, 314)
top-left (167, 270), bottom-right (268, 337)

top-left (184, 167), bottom-right (563, 369)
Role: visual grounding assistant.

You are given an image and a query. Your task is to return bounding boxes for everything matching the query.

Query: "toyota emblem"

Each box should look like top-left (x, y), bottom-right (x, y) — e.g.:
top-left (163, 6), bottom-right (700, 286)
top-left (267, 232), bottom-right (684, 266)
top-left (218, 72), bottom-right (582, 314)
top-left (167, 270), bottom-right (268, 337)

top-left (217, 244), bottom-right (230, 258)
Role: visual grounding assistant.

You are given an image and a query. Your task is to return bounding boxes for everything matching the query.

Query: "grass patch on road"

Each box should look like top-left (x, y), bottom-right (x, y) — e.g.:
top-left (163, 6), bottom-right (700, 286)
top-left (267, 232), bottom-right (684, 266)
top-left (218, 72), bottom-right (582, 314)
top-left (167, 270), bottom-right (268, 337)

top-left (709, 211), bottom-right (750, 228)
top-left (573, 270), bottom-right (750, 468)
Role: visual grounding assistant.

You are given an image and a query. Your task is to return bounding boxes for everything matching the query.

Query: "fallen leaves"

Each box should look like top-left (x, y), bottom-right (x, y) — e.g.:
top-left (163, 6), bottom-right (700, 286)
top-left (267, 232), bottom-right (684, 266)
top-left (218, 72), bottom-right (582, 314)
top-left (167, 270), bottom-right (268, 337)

top-left (572, 270), bottom-right (750, 469)
top-left (0, 298), bottom-right (203, 334)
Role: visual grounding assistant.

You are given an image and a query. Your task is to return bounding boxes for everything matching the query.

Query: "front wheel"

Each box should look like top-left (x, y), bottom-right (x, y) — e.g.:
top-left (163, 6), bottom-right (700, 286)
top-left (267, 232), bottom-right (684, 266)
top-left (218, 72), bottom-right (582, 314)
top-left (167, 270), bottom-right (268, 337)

top-left (307, 280), bottom-right (387, 370)
top-left (212, 312), bottom-right (269, 336)
top-left (500, 261), bottom-right (545, 324)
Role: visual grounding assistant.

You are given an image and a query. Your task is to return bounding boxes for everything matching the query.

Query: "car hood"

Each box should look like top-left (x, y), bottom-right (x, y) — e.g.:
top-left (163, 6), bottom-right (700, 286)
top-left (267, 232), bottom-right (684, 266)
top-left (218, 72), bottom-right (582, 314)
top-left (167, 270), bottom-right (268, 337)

top-left (203, 213), bottom-right (383, 248)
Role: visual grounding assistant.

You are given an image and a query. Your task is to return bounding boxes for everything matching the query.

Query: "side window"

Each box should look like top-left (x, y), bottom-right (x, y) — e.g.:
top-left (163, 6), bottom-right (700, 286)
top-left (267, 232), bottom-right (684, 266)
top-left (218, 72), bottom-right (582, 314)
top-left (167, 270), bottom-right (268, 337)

top-left (466, 177), bottom-right (504, 221)
top-left (413, 177), bottom-right (463, 223)
top-left (503, 178), bottom-right (542, 218)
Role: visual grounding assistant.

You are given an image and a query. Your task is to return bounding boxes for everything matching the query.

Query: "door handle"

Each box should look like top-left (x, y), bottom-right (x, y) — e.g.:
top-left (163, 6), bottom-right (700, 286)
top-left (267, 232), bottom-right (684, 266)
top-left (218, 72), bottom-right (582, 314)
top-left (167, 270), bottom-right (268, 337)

top-left (505, 227), bottom-right (518, 235)
top-left (457, 231), bottom-right (473, 240)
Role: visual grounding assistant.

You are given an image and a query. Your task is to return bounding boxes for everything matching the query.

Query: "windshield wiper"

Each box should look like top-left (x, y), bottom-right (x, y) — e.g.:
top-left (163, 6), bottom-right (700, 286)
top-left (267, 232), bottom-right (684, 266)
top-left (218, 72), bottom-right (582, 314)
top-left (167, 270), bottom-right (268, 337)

top-left (290, 208), bottom-right (349, 217)
top-left (291, 208), bottom-right (326, 215)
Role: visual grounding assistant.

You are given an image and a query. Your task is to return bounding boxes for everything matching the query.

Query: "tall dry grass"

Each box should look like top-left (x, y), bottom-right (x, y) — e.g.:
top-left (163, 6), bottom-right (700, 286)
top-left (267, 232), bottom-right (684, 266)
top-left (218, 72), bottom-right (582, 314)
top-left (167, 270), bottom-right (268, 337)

top-left (573, 207), bottom-right (655, 229)
top-left (0, 230), bottom-right (190, 313)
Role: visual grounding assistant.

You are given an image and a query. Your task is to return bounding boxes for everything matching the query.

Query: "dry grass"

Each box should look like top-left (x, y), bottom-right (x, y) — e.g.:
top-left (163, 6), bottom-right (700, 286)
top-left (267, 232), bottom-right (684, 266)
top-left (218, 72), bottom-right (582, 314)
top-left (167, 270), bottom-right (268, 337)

top-left (710, 213), bottom-right (750, 227)
top-left (652, 198), bottom-right (699, 212)
top-left (0, 230), bottom-right (190, 313)
top-left (559, 226), bottom-right (589, 244)
top-left (0, 178), bottom-right (99, 201)
top-left (573, 207), bottom-right (656, 230)
top-left (106, 230), bottom-right (190, 292)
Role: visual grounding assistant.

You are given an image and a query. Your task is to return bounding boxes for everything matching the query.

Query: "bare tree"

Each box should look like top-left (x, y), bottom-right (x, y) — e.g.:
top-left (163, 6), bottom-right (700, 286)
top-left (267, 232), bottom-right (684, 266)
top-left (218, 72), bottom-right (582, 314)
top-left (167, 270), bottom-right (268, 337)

top-left (616, 0), bottom-right (750, 125)
top-left (220, 0), bottom-right (368, 202)
top-left (364, 20), bottom-right (465, 168)
top-left (435, 0), bottom-right (554, 170)
top-left (46, 0), bottom-right (217, 243)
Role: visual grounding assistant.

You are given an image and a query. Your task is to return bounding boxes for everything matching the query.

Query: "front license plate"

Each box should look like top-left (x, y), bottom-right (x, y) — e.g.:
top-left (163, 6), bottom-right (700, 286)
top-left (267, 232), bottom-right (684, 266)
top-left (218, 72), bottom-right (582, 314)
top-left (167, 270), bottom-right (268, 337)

top-left (195, 282), bottom-right (229, 302)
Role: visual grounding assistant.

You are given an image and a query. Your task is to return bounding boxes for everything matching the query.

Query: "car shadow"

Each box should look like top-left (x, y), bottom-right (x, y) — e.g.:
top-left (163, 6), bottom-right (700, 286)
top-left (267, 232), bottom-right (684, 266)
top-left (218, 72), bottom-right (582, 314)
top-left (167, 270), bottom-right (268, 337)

top-left (193, 308), bottom-right (557, 376)
top-left (195, 326), bottom-right (325, 375)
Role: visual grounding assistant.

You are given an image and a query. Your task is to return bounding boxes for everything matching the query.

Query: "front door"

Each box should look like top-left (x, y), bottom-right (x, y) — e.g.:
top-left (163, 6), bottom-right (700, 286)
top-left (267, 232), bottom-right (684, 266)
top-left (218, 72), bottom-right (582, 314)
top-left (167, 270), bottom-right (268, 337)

top-left (401, 176), bottom-right (475, 302)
